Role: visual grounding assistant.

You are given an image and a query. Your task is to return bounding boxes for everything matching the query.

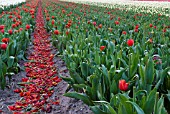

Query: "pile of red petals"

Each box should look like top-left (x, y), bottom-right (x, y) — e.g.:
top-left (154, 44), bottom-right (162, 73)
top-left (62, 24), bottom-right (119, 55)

top-left (8, 2), bottom-right (61, 114)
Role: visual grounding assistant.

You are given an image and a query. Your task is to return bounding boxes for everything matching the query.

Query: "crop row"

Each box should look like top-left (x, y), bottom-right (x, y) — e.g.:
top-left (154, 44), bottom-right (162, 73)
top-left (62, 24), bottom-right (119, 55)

top-left (44, 0), bottom-right (170, 113)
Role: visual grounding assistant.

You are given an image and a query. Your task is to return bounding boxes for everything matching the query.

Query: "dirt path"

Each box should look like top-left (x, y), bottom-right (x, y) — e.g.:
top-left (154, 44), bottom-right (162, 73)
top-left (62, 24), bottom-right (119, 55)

top-left (0, 1), bottom-right (93, 114)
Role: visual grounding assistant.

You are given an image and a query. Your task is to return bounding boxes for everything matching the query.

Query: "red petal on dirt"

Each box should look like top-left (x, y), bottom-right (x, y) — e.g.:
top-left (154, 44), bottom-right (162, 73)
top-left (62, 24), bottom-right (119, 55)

top-left (7, 105), bottom-right (15, 111)
top-left (52, 100), bottom-right (60, 105)
top-left (14, 89), bottom-right (21, 93)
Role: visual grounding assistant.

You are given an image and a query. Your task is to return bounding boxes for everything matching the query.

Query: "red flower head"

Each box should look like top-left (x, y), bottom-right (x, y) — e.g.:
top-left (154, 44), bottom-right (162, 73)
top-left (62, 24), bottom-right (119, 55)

top-left (134, 29), bottom-right (138, 32)
top-left (1, 29), bottom-right (4, 34)
top-left (32, 15), bottom-right (34, 19)
top-left (100, 46), bottom-right (106, 51)
top-left (163, 29), bottom-right (166, 33)
top-left (66, 31), bottom-right (69, 35)
top-left (149, 38), bottom-right (153, 43)
top-left (54, 30), bottom-right (60, 35)
top-left (52, 16), bottom-right (55, 19)
top-left (135, 25), bottom-right (139, 29)
top-left (51, 19), bottom-right (55, 25)
top-left (122, 31), bottom-right (127, 35)
top-left (8, 29), bottom-right (13, 35)
top-left (118, 17), bottom-right (121, 21)
top-left (149, 24), bottom-right (153, 28)
top-left (115, 21), bottom-right (119, 25)
top-left (0, 25), bottom-right (5, 30)
top-left (8, 15), bottom-right (13, 19)
top-left (0, 43), bottom-right (8, 50)
top-left (127, 39), bottom-right (134, 46)
top-left (46, 17), bottom-right (50, 21)
top-left (19, 28), bottom-right (23, 31)
top-left (87, 21), bottom-right (90, 24)
top-left (62, 10), bottom-right (66, 14)
top-left (119, 79), bottom-right (129, 91)
top-left (26, 24), bottom-right (30, 30)
top-left (2, 38), bottom-right (10, 44)
top-left (12, 24), bottom-right (16, 28)
top-left (93, 22), bottom-right (96, 26)
top-left (98, 24), bottom-right (102, 28)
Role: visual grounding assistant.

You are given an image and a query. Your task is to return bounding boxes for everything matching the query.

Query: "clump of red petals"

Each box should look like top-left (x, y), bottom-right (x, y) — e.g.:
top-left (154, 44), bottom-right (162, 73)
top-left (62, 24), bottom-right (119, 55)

top-left (8, 3), bottom-right (61, 113)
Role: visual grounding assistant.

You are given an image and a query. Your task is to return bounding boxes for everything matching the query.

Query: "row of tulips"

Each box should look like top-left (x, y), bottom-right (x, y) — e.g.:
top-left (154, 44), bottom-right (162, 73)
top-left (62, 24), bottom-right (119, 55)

top-left (0, 0), bottom-right (37, 89)
top-left (0, 1), bottom-right (25, 14)
top-left (44, 0), bottom-right (170, 113)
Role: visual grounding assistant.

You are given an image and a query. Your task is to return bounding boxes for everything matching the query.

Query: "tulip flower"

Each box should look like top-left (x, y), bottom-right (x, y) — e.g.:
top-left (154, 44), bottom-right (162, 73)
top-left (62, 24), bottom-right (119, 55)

top-left (1, 29), bottom-right (4, 34)
top-left (119, 79), bottom-right (129, 91)
top-left (0, 43), bottom-right (8, 50)
top-left (98, 24), bottom-right (102, 28)
top-left (26, 24), bottom-right (31, 30)
top-left (1, 38), bottom-right (10, 44)
top-left (122, 31), bottom-right (127, 35)
top-left (51, 19), bottom-right (55, 25)
top-left (8, 29), bottom-right (13, 35)
top-left (54, 30), bottom-right (60, 35)
top-left (100, 46), bottom-right (106, 51)
top-left (127, 39), bottom-right (134, 46)
top-left (149, 24), bottom-right (153, 28)
top-left (93, 22), bottom-right (96, 26)
top-left (115, 21), bottom-right (119, 25)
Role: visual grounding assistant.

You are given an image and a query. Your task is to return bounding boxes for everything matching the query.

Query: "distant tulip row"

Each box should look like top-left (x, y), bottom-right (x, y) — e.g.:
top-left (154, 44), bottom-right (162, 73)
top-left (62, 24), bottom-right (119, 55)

top-left (0, 0), bottom-right (37, 89)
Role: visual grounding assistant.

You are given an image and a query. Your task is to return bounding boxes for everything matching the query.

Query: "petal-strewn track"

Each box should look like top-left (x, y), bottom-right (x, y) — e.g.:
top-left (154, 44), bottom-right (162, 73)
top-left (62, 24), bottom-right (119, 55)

top-left (8, 1), bottom-right (61, 113)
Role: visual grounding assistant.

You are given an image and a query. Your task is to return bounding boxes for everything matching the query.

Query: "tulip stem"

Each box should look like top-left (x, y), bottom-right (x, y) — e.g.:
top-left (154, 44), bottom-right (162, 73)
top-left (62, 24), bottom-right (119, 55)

top-left (133, 86), bottom-right (136, 112)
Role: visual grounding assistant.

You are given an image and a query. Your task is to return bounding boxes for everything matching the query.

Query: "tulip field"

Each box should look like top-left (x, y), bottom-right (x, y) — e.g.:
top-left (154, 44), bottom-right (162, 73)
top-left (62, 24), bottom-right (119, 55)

top-left (0, 0), bottom-right (170, 113)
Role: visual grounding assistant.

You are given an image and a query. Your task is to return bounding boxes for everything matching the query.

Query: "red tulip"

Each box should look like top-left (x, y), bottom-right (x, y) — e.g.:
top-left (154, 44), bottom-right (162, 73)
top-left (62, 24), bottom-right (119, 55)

top-left (19, 28), bottom-right (23, 31)
top-left (149, 24), bottom-right (153, 28)
top-left (149, 38), bottom-right (153, 43)
top-left (122, 31), bottom-right (127, 35)
top-left (62, 10), bottom-right (66, 14)
top-left (12, 24), bottom-right (16, 28)
top-left (1, 29), bottom-right (4, 34)
top-left (14, 89), bottom-right (21, 93)
top-left (93, 22), bottom-right (96, 26)
top-left (26, 24), bottom-right (30, 30)
top-left (115, 21), bottom-right (119, 25)
top-left (51, 19), bottom-right (55, 25)
top-left (54, 30), bottom-right (60, 35)
top-left (100, 46), bottom-right (106, 51)
top-left (46, 17), bottom-right (50, 21)
top-left (51, 16), bottom-right (55, 19)
top-left (127, 39), bottom-right (134, 46)
top-left (118, 17), bottom-right (121, 21)
top-left (135, 25), bottom-right (139, 29)
top-left (8, 15), bottom-right (13, 19)
top-left (134, 29), bottom-right (138, 32)
top-left (8, 29), bottom-right (13, 35)
top-left (119, 80), bottom-right (129, 91)
top-left (163, 29), bottom-right (166, 33)
top-left (66, 31), bottom-right (69, 35)
top-left (2, 38), bottom-right (10, 44)
top-left (98, 24), bottom-right (102, 28)
top-left (0, 43), bottom-right (8, 50)
top-left (0, 25), bottom-right (5, 30)
top-left (87, 21), bottom-right (90, 24)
